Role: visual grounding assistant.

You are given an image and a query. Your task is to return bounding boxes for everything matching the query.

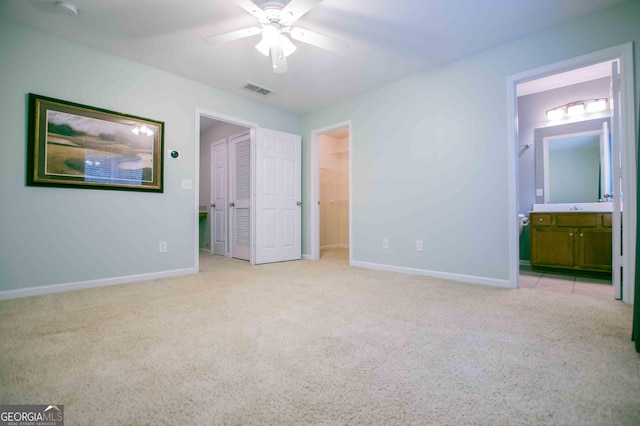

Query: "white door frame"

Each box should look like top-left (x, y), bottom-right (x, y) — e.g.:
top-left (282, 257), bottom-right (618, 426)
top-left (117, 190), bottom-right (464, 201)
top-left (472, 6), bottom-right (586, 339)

top-left (310, 120), bottom-right (353, 262)
top-left (506, 42), bottom-right (636, 304)
top-left (195, 108), bottom-right (258, 270)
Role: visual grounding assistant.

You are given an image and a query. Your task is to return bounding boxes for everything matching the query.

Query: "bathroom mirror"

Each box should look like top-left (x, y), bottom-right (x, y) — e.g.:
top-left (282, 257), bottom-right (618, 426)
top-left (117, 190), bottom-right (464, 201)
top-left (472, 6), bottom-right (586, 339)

top-left (534, 117), bottom-right (611, 204)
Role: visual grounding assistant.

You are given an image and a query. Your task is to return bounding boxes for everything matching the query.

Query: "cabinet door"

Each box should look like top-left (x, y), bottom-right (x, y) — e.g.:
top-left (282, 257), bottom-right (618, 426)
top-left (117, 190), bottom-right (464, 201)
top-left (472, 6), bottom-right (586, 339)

top-left (578, 228), bottom-right (613, 272)
top-left (531, 227), bottom-right (575, 267)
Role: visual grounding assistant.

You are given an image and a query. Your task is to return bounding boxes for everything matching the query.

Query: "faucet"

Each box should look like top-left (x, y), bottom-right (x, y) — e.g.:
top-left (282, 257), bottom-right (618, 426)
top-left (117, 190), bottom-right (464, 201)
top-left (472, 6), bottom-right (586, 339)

top-left (570, 205), bottom-right (583, 211)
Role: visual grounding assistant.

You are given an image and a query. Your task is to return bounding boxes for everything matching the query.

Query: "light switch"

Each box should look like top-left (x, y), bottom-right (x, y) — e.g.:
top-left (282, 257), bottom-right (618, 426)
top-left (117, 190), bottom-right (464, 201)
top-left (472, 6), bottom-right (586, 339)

top-left (181, 179), bottom-right (193, 190)
top-left (536, 188), bottom-right (543, 197)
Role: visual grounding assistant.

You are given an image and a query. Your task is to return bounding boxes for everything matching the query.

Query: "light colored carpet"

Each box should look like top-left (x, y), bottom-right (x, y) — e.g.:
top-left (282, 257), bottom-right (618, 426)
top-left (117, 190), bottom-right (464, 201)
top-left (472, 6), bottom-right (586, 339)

top-left (1, 250), bottom-right (639, 425)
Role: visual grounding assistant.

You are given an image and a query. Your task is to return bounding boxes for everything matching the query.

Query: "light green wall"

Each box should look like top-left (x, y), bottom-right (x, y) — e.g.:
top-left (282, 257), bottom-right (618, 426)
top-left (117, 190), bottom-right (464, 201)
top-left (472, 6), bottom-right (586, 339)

top-left (300, 1), bottom-right (640, 280)
top-left (2, 1), bottom-right (639, 294)
top-left (0, 18), bottom-right (300, 292)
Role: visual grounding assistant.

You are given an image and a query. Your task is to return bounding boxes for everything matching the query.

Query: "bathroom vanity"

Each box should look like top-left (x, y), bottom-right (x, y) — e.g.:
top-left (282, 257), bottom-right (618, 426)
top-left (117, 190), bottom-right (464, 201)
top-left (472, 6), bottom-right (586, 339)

top-left (529, 212), bottom-right (614, 273)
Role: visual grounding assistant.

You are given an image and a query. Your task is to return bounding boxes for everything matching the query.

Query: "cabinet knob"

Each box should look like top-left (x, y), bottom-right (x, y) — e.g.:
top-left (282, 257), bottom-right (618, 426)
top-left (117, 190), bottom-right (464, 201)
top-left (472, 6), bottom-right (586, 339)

top-left (580, 233), bottom-right (584, 237)
top-left (539, 218), bottom-right (544, 222)
top-left (569, 233), bottom-right (573, 236)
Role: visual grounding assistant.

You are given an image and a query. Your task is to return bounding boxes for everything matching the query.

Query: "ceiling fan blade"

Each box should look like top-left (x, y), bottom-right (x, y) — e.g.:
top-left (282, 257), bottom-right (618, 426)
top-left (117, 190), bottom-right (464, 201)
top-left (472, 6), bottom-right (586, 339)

top-left (233, 0), bottom-right (267, 21)
top-left (290, 27), bottom-right (348, 53)
top-left (203, 27), bottom-right (262, 44)
top-left (281, 0), bottom-right (323, 22)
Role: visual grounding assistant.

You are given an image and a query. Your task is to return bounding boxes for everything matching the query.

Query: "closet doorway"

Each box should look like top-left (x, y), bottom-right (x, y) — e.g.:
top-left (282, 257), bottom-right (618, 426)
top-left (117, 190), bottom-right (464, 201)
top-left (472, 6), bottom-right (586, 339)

top-left (197, 110), bottom-right (303, 266)
top-left (311, 122), bottom-right (352, 263)
top-left (199, 115), bottom-right (252, 261)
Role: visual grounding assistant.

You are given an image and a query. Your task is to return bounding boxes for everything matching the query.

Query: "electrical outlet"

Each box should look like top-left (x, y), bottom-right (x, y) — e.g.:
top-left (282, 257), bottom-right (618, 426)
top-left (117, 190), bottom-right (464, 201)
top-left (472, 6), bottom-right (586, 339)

top-left (159, 241), bottom-right (167, 253)
top-left (536, 188), bottom-right (543, 196)
top-left (416, 240), bottom-right (423, 251)
top-left (382, 238), bottom-right (389, 249)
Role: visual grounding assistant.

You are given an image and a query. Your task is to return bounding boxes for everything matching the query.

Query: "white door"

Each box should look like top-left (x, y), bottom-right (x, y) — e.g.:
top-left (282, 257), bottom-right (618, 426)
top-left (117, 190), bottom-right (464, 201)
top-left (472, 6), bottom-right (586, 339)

top-left (610, 61), bottom-right (623, 299)
top-left (255, 128), bottom-right (302, 264)
top-left (229, 131), bottom-right (251, 261)
top-left (210, 139), bottom-right (227, 256)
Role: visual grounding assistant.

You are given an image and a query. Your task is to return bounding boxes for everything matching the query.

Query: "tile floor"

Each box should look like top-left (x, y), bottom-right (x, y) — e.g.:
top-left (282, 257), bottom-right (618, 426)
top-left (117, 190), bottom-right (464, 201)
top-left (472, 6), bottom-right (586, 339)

top-left (321, 249), bottom-right (615, 302)
top-left (519, 267), bottom-right (615, 301)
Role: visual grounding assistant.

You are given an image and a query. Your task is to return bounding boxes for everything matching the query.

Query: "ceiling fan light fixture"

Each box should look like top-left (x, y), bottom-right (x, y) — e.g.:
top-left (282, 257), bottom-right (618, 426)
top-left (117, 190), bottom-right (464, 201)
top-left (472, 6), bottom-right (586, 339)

top-left (255, 35), bottom-right (271, 56)
top-left (280, 35), bottom-right (297, 57)
top-left (262, 24), bottom-right (281, 44)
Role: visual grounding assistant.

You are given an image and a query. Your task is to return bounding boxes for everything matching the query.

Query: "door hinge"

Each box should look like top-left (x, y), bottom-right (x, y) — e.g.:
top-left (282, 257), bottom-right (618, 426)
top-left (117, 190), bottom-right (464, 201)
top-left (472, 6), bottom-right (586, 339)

top-left (615, 255), bottom-right (624, 268)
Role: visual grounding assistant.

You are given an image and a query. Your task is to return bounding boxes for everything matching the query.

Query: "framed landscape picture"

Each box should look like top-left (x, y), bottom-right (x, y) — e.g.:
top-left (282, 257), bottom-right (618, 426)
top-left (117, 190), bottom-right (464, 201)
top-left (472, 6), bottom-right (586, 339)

top-left (27, 93), bottom-right (164, 192)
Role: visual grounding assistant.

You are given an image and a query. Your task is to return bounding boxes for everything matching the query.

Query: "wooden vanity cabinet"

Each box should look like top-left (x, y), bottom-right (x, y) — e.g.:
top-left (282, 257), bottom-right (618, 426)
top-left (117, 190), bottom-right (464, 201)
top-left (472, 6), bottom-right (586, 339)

top-left (530, 212), bottom-right (612, 273)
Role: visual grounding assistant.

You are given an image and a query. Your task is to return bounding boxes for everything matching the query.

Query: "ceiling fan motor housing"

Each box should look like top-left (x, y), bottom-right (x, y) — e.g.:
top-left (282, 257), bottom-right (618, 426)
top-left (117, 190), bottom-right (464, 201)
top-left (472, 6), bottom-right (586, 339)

top-left (261, 1), bottom-right (287, 11)
top-left (260, 1), bottom-right (294, 28)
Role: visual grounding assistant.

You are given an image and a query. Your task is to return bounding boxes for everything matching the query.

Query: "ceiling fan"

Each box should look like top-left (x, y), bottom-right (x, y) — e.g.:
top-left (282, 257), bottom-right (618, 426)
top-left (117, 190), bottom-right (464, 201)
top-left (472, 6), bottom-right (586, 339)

top-left (203, 0), bottom-right (347, 73)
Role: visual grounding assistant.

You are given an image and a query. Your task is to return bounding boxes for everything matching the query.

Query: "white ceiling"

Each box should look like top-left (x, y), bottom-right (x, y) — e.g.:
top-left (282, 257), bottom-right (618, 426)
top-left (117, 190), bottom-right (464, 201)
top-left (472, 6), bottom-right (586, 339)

top-left (0, 0), bottom-right (627, 114)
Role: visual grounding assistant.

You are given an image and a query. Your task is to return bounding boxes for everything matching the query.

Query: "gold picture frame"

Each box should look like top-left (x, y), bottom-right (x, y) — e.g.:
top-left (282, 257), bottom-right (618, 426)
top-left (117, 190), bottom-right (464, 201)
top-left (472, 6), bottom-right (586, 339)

top-left (27, 93), bottom-right (164, 192)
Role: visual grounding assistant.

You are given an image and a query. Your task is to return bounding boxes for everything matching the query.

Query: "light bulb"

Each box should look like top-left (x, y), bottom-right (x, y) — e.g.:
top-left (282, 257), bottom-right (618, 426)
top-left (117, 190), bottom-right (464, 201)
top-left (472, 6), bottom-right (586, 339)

top-left (255, 35), bottom-right (271, 56)
top-left (546, 108), bottom-right (564, 121)
top-left (567, 103), bottom-right (585, 116)
top-left (586, 99), bottom-right (607, 112)
top-left (280, 35), bottom-right (297, 57)
top-left (262, 24), bottom-right (280, 44)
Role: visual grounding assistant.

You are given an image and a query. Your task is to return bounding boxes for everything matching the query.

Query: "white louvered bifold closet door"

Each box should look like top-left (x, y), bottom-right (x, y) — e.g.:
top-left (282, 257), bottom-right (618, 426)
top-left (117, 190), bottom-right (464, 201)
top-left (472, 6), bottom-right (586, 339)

top-left (230, 131), bottom-right (251, 260)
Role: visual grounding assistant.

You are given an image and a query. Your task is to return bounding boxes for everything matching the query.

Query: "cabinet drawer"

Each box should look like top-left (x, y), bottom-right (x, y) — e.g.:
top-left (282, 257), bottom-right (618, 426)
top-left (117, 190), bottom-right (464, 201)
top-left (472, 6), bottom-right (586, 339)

top-left (556, 214), bottom-right (597, 227)
top-left (531, 214), bottom-right (551, 226)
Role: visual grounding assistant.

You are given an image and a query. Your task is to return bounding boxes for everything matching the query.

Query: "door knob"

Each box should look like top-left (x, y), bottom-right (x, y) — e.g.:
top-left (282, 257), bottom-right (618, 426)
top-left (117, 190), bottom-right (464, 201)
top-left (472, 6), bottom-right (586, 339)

top-left (296, 201), bottom-right (302, 206)
top-left (229, 202), bottom-right (235, 207)
top-left (210, 203), bottom-right (215, 208)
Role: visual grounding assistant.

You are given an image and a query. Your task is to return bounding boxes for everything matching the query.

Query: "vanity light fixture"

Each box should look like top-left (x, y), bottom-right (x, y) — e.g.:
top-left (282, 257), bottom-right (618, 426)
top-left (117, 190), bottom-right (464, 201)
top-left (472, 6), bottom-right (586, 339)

top-left (545, 98), bottom-right (608, 121)
top-left (566, 102), bottom-right (585, 116)
top-left (546, 107), bottom-right (564, 121)
top-left (586, 98), bottom-right (608, 112)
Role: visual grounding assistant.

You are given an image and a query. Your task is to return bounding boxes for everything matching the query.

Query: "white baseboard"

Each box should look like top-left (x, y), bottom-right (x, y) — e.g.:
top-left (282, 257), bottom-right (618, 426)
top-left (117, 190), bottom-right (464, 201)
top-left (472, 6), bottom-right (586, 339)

top-left (302, 254), bottom-right (313, 260)
top-left (350, 260), bottom-right (515, 289)
top-left (0, 267), bottom-right (198, 301)
top-left (519, 260), bottom-right (531, 267)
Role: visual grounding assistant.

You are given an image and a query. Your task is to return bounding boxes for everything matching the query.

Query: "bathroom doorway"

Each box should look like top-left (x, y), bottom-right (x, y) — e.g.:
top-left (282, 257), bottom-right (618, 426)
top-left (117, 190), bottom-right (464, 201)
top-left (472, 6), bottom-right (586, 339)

top-left (508, 43), bottom-right (636, 304)
top-left (310, 121), bottom-right (352, 263)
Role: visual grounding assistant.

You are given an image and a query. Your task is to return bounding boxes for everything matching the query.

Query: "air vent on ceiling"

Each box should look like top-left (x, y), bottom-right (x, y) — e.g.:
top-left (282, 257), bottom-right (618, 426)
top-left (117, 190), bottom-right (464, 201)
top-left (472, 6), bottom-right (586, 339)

top-left (242, 82), bottom-right (273, 96)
